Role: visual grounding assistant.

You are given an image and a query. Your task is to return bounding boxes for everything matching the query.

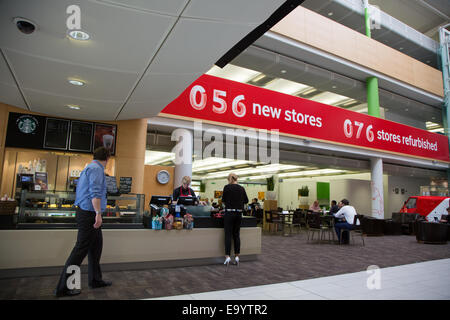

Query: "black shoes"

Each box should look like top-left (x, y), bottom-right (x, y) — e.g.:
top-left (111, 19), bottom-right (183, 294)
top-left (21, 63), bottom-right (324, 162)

top-left (89, 280), bottom-right (112, 289)
top-left (54, 289), bottom-right (81, 297)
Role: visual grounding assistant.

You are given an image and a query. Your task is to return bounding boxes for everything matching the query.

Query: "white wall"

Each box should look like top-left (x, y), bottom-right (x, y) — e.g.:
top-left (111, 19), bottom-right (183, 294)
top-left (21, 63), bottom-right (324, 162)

top-left (386, 175), bottom-right (430, 217)
top-left (330, 179), bottom-right (371, 215)
top-left (199, 173), bottom-right (431, 216)
top-left (199, 178), bottom-right (267, 204)
top-left (278, 173), bottom-right (372, 210)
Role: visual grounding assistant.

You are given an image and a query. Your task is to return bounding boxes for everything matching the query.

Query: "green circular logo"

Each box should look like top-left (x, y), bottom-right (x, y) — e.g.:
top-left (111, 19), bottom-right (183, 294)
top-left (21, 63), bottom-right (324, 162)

top-left (17, 115), bottom-right (38, 134)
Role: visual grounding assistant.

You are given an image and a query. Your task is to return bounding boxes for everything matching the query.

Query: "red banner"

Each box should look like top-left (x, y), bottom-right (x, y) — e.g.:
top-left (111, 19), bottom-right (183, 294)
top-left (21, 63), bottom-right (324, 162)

top-left (160, 74), bottom-right (450, 162)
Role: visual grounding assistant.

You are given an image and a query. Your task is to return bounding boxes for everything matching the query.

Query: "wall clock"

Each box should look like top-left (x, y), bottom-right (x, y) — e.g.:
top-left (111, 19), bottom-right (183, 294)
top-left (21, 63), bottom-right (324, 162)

top-left (156, 170), bottom-right (170, 184)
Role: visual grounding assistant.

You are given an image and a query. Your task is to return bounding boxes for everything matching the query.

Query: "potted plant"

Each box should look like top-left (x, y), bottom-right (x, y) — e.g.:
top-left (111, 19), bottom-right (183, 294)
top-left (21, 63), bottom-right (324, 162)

top-left (266, 176), bottom-right (275, 191)
top-left (298, 186), bottom-right (309, 197)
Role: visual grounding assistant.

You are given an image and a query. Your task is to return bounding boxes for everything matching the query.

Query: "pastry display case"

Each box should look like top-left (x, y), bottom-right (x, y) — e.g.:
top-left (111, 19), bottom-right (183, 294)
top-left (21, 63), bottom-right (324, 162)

top-left (16, 190), bottom-right (144, 229)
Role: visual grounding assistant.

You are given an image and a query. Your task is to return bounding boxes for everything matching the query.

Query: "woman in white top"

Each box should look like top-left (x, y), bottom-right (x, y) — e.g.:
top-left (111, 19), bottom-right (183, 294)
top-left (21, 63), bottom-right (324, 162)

top-left (333, 199), bottom-right (360, 243)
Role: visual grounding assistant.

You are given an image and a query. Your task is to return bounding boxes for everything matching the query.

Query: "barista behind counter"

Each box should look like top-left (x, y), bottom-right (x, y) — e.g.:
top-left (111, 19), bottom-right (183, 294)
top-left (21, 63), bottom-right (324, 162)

top-left (172, 176), bottom-right (198, 204)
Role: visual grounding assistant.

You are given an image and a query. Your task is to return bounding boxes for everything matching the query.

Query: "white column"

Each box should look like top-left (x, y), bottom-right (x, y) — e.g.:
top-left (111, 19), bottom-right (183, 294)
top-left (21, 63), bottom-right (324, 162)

top-left (371, 157), bottom-right (384, 219)
top-left (171, 129), bottom-right (193, 187)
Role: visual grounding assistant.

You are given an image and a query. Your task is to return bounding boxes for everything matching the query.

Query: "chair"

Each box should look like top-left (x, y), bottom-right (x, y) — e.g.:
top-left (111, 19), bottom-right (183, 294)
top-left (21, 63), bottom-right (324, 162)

top-left (306, 212), bottom-right (333, 244)
top-left (299, 210), bottom-right (308, 230)
top-left (339, 214), bottom-right (365, 246)
top-left (255, 208), bottom-right (263, 226)
top-left (265, 210), bottom-right (282, 234)
top-left (279, 212), bottom-right (295, 236)
top-left (290, 210), bottom-right (303, 234)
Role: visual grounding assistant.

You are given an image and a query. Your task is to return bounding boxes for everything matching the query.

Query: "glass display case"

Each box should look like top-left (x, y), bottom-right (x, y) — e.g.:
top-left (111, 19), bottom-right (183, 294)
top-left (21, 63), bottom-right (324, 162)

top-left (16, 190), bottom-right (144, 229)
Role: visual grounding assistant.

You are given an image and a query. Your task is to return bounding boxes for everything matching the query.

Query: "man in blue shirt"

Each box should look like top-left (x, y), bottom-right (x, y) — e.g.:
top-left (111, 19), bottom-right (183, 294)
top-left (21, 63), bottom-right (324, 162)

top-left (55, 147), bottom-right (112, 297)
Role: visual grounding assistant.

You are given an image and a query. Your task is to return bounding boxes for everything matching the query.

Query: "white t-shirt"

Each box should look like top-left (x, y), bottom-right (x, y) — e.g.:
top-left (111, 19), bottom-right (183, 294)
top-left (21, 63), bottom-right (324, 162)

top-left (334, 205), bottom-right (360, 225)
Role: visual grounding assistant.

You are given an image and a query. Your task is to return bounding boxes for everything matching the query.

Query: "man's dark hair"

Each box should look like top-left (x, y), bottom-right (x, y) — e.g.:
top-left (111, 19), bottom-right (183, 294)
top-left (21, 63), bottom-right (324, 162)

top-left (93, 147), bottom-right (111, 161)
top-left (341, 199), bottom-right (349, 206)
top-left (331, 200), bottom-right (337, 206)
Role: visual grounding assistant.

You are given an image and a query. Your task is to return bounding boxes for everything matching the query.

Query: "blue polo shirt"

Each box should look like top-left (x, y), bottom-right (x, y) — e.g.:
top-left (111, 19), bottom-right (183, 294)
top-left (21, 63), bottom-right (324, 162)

top-left (75, 160), bottom-right (107, 212)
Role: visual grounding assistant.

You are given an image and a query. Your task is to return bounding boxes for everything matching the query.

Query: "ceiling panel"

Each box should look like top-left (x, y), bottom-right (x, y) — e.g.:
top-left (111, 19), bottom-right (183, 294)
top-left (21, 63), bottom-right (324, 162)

top-left (119, 99), bottom-right (179, 120)
top-left (96, 0), bottom-right (189, 16)
top-left (127, 72), bottom-right (202, 104)
top-left (23, 88), bottom-right (121, 120)
top-left (147, 18), bottom-right (258, 74)
top-left (3, 48), bottom-right (139, 102)
top-left (0, 0), bottom-right (177, 72)
top-left (0, 51), bottom-right (27, 108)
top-left (182, 0), bottom-right (285, 24)
top-left (0, 83), bottom-right (27, 109)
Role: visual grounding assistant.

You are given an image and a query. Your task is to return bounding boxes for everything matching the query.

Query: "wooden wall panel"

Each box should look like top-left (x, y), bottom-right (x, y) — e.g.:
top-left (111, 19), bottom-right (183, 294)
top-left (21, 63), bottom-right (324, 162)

top-left (143, 165), bottom-right (175, 210)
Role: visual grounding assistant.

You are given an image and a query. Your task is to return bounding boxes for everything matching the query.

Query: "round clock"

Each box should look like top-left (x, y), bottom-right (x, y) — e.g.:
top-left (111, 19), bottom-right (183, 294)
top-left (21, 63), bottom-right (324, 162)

top-left (156, 170), bottom-right (170, 184)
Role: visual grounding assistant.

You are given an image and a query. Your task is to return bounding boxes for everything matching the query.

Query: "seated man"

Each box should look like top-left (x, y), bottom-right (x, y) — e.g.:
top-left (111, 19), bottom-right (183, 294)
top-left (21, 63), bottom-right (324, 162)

top-left (328, 200), bottom-right (339, 215)
top-left (333, 199), bottom-right (360, 243)
top-left (249, 198), bottom-right (260, 215)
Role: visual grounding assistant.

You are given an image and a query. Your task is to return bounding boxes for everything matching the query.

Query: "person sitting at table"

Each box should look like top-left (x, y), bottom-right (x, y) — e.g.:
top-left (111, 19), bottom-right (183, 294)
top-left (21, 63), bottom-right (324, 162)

top-left (329, 200), bottom-right (339, 215)
top-left (309, 200), bottom-right (321, 212)
top-left (249, 198), bottom-right (261, 215)
top-left (333, 199), bottom-right (360, 243)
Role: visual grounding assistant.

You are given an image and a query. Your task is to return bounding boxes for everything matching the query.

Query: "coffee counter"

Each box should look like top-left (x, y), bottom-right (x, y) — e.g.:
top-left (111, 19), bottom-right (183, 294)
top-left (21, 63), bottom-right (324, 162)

top-left (0, 225), bottom-right (261, 278)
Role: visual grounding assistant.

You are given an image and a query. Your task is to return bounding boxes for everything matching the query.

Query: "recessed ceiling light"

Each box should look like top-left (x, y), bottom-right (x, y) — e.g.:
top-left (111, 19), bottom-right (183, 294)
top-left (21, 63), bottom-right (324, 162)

top-left (280, 70), bottom-right (287, 74)
top-left (68, 79), bottom-right (84, 86)
top-left (68, 30), bottom-right (90, 41)
top-left (332, 85), bottom-right (337, 89)
top-left (426, 60), bottom-right (431, 63)
top-left (67, 105), bottom-right (80, 110)
top-left (328, 12), bottom-right (333, 16)
top-left (399, 47), bottom-right (404, 50)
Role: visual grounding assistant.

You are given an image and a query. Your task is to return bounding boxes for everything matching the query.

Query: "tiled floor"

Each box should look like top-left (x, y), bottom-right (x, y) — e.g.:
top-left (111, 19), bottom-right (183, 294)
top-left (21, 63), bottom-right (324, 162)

top-left (147, 258), bottom-right (450, 300)
top-left (1, 232), bottom-right (449, 299)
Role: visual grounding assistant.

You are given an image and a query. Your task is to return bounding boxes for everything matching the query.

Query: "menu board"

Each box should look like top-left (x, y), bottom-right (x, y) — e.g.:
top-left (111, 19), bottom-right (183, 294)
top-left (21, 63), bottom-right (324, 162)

top-left (105, 176), bottom-right (119, 194)
top-left (119, 177), bottom-right (132, 194)
top-left (94, 123), bottom-right (116, 156)
top-left (5, 113), bottom-right (46, 149)
top-left (69, 121), bottom-right (93, 152)
top-left (44, 118), bottom-right (69, 150)
top-left (5, 112), bottom-right (117, 155)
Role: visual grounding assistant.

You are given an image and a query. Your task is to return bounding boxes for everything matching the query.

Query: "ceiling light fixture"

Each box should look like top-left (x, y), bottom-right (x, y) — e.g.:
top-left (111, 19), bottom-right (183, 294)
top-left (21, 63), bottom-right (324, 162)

top-left (68, 30), bottom-right (90, 41)
top-left (68, 79), bottom-right (84, 86)
top-left (280, 70), bottom-right (287, 74)
top-left (66, 105), bottom-right (80, 110)
top-left (250, 74), bottom-right (266, 82)
top-left (328, 12), bottom-right (334, 16)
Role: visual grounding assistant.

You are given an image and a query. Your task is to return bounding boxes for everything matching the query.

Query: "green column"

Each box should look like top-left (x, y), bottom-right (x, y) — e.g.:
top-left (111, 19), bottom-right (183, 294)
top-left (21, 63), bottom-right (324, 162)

top-left (367, 77), bottom-right (380, 117)
top-left (364, 1), bottom-right (380, 118)
top-left (364, 6), bottom-right (372, 38)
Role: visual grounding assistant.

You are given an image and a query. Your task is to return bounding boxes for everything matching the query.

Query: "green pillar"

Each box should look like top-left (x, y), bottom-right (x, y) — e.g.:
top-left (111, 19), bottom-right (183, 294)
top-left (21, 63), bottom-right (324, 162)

top-left (364, 6), bottom-right (372, 38)
top-left (364, 1), bottom-right (380, 118)
top-left (367, 77), bottom-right (381, 117)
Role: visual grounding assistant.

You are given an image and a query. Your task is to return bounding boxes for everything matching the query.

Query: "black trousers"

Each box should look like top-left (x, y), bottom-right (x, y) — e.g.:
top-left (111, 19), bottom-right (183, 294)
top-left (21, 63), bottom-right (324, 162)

top-left (224, 212), bottom-right (242, 256)
top-left (56, 207), bottom-right (103, 293)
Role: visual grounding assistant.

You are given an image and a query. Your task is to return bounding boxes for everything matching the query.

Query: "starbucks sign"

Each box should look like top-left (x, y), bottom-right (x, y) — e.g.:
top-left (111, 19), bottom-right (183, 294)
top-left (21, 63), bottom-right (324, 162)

top-left (16, 115), bottom-right (38, 134)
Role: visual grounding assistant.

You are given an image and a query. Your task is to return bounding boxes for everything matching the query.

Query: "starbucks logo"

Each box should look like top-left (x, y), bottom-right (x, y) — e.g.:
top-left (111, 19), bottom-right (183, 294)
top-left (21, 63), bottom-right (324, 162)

top-left (17, 115), bottom-right (38, 134)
